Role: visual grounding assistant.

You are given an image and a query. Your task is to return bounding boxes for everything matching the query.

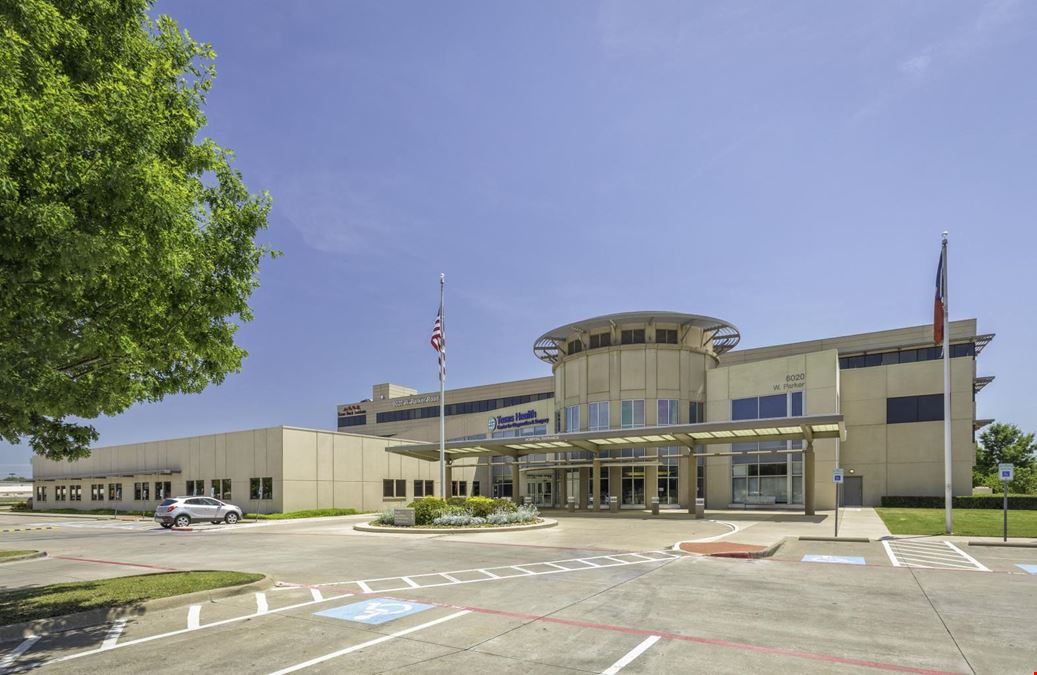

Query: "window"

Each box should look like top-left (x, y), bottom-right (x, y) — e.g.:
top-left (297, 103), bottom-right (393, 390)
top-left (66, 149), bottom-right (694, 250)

top-left (134, 482), bottom-right (150, 501)
top-left (790, 391), bottom-right (803, 417)
top-left (589, 333), bottom-right (611, 349)
top-left (887, 394), bottom-right (944, 424)
top-left (621, 399), bottom-right (645, 428)
top-left (108, 483), bottom-right (122, 500)
top-left (211, 479), bottom-right (231, 500)
top-left (656, 329), bottom-right (678, 344)
top-left (383, 479), bottom-right (406, 498)
top-left (69, 485), bottom-right (82, 502)
top-left (374, 392), bottom-right (554, 424)
top-left (414, 479), bottom-right (435, 497)
top-left (565, 405), bottom-right (580, 432)
top-left (567, 339), bottom-right (583, 355)
top-left (472, 480), bottom-right (480, 496)
top-left (185, 479), bottom-right (204, 497)
top-left (588, 401), bottom-right (609, 431)
top-left (153, 481), bottom-right (171, 500)
top-left (621, 328), bottom-right (645, 345)
top-left (56, 485), bottom-right (66, 501)
top-left (657, 399), bottom-right (678, 426)
top-left (337, 415), bottom-right (367, 427)
top-left (451, 481), bottom-right (468, 497)
top-left (35, 485), bottom-right (47, 502)
top-left (91, 484), bottom-right (104, 501)
top-left (689, 401), bottom-right (704, 424)
top-left (839, 344), bottom-right (975, 369)
top-left (250, 478), bottom-right (262, 500)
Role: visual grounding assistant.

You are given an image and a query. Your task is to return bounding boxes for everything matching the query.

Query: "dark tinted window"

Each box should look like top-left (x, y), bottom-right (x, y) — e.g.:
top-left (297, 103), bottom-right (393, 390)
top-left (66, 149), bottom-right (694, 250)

top-left (621, 329), bottom-right (645, 345)
top-left (790, 391), bottom-right (803, 417)
top-left (159, 499), bottom-right (176, 506)
top-left (338, 415), bottom-right (366, 427)
top-left (886, 397), bottom-right (917, 424)
top-left (656, 329), bottom-right (678, 344)
top-left (917, 394), bottom-right (944, 422)
top-left (849, 355), bottom-right (866, 368)
top-left (758, 394), bottom-right (787, 418)
top-left (864, 353), bottom-right (883, 367)
top-left (185, 498), bottom-right (205, 505)
top-left (567, 340), bottom-right (583, 354)
top-left (732, 398), bottom-right (758, 421)
top-left (899, 349), bottom-right (917, 363)
top-left (590, 333), bottom-right (611, 349)
top-left (881, 352), bottom-right (900, 366)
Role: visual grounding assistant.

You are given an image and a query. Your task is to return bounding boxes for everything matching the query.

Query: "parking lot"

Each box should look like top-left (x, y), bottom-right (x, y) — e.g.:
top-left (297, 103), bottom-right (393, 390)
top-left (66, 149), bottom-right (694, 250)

top-left (2, 512), bottom-right (1036, 674)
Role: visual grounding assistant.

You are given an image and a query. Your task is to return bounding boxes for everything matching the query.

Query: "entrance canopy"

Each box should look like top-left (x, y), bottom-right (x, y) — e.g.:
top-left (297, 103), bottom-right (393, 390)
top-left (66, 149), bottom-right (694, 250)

top-left (386, 414), bottom-right (845, 462)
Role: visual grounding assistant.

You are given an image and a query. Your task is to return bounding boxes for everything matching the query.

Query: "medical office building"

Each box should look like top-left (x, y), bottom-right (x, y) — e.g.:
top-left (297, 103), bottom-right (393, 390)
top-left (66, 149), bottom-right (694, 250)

top-left (32, 311), bottom-right (993, 515)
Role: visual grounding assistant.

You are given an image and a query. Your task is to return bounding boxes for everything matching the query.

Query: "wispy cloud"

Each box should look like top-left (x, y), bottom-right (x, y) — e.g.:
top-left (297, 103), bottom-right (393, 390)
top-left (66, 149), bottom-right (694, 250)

top-left (274, 171), bottom-right (427, 257)
top-left (898, 47), bottom-right (934, 78)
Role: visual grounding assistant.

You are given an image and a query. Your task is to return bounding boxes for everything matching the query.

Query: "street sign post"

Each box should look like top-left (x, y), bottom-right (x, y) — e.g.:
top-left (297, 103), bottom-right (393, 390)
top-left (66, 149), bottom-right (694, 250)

top-left (999, 463), bottom-right (1013, 542)
top-left (832, 469), bottom-right (844, 537)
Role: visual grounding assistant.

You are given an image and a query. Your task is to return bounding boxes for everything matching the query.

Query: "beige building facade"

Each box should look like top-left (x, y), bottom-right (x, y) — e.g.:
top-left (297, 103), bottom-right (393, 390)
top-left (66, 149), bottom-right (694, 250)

top-left (32, 311), bottom-right (992, 514)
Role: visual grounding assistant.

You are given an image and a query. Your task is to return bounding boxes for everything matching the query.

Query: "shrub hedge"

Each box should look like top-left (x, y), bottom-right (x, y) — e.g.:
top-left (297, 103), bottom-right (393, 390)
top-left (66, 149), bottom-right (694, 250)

top-left (880, 495), bottom-right (1037, 510)
top-left (408, 496), bottom-right (448, 524)
top-left (406, 495), bottom-right (517, 524)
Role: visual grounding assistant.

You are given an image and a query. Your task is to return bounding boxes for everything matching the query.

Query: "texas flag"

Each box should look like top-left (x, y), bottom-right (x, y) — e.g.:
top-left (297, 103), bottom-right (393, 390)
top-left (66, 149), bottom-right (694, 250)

top-left (933, 247), bottom-right (946, 345)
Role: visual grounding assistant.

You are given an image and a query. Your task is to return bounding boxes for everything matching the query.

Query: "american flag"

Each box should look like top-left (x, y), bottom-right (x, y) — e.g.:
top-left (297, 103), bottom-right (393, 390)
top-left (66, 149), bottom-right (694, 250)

top-left (430, 305), bottom-right (445, 380)
top-left (933, 246), bottom-right (946, 344)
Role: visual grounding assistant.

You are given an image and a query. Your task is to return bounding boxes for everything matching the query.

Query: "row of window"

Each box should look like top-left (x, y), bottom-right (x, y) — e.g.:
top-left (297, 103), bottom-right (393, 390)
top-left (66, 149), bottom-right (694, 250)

top-left (382, 479), bottom-right (482, 499)
top-left (732, 392), bottom-right (804, 421)
top-left (565, 400), bottom-right (705, 432)
top-left (339, 415), bottom-right (367, 427)
top-left (35, 479), bottom-right (274, 503)
top-left (839, 343), bottom-right (975, 370)
top-left (364, 392), bottom-right (554, 426)
top-left (887, 394), bottom-right (944, 424)
top-left (568, 328), bottom-right (682, 356)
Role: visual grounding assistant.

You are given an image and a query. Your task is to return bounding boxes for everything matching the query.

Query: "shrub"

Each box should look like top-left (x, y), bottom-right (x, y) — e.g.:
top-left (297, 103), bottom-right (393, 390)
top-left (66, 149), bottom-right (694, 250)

top-left (446, 496), bottom-right (467, 507)
top-left (486, 505), bottom-right (539, 525)
top-left (881, 495), bottom-right (1037, 510)
top-left (432, 511), bottom-right (487, 526)
top-left (377, 507), bottom-right (396, 525)
top-left (10, 500), bottom-right (31, 512)
top-left (464, 496), bottom-right (499, 518)
top-left (492, 498), bottom-right (517, 513)
top-left (408, 496), bottom-right (448, 525)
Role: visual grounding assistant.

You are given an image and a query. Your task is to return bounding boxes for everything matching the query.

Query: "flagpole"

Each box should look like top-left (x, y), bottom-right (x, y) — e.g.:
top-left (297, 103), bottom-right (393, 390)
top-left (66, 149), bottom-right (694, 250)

top-left (439, 273), bottom-right (446, 500)
top-left (942, 232), bottom-right (952, 534)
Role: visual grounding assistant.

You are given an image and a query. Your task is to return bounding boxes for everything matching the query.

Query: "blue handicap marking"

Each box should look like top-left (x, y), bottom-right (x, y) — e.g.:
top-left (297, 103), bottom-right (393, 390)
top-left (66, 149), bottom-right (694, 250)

top-left (314, 598), bottom-right (435, 625)
top-left (802, 554), bottom-right (866, 565)
top-left (1015, 564), bottom-right (1037, 575)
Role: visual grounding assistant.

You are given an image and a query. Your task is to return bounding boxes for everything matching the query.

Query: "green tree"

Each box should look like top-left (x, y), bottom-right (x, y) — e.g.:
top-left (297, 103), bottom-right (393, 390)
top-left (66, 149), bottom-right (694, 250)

top-left (974, 422), bottom-right (1036, 481)
top-left (0, 1), bottom-right (274, 460)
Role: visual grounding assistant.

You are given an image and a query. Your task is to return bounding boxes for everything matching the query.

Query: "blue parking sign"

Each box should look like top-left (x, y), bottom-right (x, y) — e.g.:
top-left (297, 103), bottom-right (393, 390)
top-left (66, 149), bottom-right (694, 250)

top-left (314, 598), bottom-right (434, 625)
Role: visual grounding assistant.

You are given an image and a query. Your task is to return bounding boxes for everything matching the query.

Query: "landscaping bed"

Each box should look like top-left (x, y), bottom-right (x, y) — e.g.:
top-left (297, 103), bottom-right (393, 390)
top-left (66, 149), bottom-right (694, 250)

top-left (0, 549), bottom-right (36, 559)
top-left (244, 508), bottom-right (361, 520)
top-left (0, 571), bottom-right (264, 626)
top-left (376, 496), bottom-right (541, 529)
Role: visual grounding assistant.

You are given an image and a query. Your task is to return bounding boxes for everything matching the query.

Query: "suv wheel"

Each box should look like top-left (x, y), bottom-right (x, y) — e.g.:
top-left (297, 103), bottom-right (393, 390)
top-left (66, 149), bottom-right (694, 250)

top-left (224, 512), bottom-right (240, 525)
top-left (174, 514), bottom-right (191, 528)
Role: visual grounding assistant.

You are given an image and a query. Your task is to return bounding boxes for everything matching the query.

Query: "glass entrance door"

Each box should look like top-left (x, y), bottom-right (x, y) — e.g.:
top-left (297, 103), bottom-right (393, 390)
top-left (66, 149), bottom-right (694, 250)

top-left (621, 467), bottom-right (645, 506)
top-left (526, 473), bottom-right (554, 507)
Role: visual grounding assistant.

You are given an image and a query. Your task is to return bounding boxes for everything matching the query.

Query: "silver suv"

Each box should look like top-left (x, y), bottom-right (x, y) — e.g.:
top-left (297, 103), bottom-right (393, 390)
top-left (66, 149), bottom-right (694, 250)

top-left (155, 497), bottom-right (243, 529)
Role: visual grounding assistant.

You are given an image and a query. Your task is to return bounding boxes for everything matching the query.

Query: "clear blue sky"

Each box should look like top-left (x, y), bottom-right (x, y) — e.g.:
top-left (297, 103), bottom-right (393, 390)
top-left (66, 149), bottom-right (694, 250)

top-left (4, 1), bottom-right (1035, 477)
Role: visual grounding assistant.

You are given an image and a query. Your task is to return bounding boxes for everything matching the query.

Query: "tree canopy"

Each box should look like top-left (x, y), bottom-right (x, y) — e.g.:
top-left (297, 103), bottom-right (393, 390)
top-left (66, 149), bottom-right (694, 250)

top-left (974, 422), bottom-right (1037, 494)
top-left (0, 0), bottom-right (273, 460)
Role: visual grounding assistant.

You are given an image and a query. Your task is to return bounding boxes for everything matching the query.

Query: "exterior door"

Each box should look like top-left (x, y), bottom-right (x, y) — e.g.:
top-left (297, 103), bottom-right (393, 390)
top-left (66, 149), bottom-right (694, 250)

top-left (842, 476), bottom-right (863, 507)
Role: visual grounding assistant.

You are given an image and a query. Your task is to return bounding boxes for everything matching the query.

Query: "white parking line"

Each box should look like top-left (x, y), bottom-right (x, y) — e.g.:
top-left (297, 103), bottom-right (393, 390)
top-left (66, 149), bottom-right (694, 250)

top-left (0, 635), bottom-right (40, 671)
top-left (256, 592), bottom-right (269, 614)
top-left (400, 576), bottom-right (420, 588)
top-left (601, 635), bottom-right (660, 674)
top-left (882, 539), bottom-right (989, 571)
top-left (100, 619), bottom-right (128, 650)
top-left (266, 610), bottom-right (470, 675)
top-left (310, 588), bottom-right (323, 602)
top-left (187, 604), bottom-right (201, 630)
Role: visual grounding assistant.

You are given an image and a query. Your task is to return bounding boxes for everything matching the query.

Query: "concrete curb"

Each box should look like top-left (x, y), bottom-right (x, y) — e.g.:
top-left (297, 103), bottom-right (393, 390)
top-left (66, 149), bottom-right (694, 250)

top-left (0, 551), bottom-right (46, 564)
top-left (967, 540), bottom-right (1037, 548)
top-left (0, 573), bottom-right (272, 642)
top-left (1, 511), bottom-right (120, 520)
top-left (353, 518), bottom-right (558, 534)
top-left (798, 536), bottom-right (871, 543)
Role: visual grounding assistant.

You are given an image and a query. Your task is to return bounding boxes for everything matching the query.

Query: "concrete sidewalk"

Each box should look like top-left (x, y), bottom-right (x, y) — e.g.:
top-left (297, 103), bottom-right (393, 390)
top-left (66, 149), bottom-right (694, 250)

top-left (714, 507), bottom-right (891, 546)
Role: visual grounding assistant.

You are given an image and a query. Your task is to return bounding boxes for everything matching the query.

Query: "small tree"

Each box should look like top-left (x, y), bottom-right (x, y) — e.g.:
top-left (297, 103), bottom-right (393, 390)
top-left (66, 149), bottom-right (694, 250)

top-left (974, 423), bottom-right (1032, 485)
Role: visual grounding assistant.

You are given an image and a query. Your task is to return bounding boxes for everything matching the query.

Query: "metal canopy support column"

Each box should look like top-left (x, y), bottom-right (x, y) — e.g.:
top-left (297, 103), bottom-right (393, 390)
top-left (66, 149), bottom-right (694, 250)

top-left (509, 460), bottom-right (519, 504)
top-left (591, 457), bottom-right (601, 513)
top-left (804, 437), bottom-right (815, 516)
top-left (578, 467), bottom-right (589, 509)
top-left (688, 449), bottom-right (700, 518)
top-left (681, 450), bottom-right (696, 516)
top-left (443, 461), bottom-right (453, 498)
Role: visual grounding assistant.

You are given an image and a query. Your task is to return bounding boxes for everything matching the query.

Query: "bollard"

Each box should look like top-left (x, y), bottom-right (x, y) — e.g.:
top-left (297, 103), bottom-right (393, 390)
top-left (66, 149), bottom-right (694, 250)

top-left (608, 495), bottom-right (619, 513)
top-left (567, 495), bottom-right (576, 513)
top-left (651, 496), bottom-right (660, 516)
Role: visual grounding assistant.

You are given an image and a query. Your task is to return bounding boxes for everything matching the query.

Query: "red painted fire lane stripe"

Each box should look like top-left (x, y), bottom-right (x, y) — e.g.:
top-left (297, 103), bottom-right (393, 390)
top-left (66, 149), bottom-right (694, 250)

top-left (52, 556), bottom-right (180, 572)
top-left (382, 595), bottom-right (956, 675)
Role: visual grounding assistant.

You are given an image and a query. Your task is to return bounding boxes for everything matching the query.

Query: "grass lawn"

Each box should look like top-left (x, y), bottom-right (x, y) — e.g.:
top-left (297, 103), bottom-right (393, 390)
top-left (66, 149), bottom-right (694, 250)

top-left (0, 571), bottom-right (264, 626)
top-left (0, 550), bottom-right (35, 559)
top-left (876, 507), bottom-right (1037, 537)
top-left (245, 508), bottom-right (360, 520)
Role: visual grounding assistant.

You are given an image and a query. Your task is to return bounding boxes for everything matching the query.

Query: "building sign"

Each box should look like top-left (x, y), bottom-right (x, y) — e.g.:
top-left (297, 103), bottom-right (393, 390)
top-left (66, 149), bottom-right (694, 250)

top-left (773, 373), bottom-right (806, 392)
top-left (391, 395), bottom-right (439, 408)
top-left (489, 408), bottom-right (549, 432)
top-left (338, 404), bottom-right (364, 416)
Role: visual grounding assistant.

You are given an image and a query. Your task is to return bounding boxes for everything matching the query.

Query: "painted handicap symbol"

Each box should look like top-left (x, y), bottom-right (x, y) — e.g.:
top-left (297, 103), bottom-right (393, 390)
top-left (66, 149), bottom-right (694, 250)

top-left (315, 598), bottom-right (435, 625)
